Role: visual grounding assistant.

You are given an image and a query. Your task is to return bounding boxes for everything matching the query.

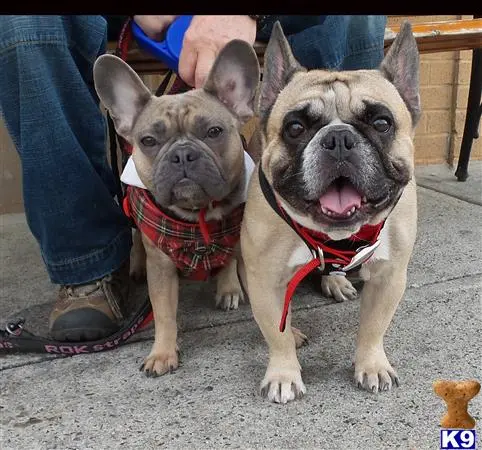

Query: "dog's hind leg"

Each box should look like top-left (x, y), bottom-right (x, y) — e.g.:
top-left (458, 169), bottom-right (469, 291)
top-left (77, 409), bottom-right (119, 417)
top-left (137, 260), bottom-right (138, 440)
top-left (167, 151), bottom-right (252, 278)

top-left (130, 228), bottom-right (147, 282)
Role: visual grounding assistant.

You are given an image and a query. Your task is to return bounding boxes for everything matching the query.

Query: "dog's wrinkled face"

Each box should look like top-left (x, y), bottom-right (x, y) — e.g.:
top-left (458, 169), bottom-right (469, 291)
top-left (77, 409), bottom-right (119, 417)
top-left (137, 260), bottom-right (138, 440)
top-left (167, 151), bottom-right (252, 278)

top-left (128, 91), bottom-right (244, 210)
top-left (259, 22), bottom-right (421, 239)
top-left (93, 40), bottom-right (259, 212)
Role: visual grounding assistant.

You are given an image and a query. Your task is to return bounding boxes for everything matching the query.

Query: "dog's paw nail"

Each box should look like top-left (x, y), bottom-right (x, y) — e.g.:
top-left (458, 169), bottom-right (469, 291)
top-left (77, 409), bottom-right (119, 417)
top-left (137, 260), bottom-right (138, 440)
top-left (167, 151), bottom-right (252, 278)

top-left (260, 385), bottom-right (269, 397)
top-left (292, 383), bottom-right (305, 399)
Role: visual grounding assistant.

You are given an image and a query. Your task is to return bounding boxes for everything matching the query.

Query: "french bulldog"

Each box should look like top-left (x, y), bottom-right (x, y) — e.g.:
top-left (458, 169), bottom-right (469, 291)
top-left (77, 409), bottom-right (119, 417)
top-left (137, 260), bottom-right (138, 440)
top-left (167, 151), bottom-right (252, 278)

top-left (93, 39), bottom-right (260, 376)
top-left (239, 21), bottom-right (420, 403)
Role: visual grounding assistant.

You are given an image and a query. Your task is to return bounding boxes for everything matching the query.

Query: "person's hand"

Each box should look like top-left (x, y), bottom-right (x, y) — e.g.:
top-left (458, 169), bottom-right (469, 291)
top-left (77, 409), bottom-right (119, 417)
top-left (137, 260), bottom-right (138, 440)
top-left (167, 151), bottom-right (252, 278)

top-left (178, 15), bottom-right (257, 88)
top-left (133, 15), bottom-right (178, 41)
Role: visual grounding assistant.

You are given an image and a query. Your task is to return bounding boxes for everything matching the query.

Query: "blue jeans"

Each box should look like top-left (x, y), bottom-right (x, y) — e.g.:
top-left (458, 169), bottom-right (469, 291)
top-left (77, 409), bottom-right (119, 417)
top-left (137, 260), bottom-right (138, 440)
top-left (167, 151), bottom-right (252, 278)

top-left (0, 15), bottom-right (385, 287)
top-left (0, 15), bottom-right (132, 285)
top-left (257, 15), bottom-right (387, 70)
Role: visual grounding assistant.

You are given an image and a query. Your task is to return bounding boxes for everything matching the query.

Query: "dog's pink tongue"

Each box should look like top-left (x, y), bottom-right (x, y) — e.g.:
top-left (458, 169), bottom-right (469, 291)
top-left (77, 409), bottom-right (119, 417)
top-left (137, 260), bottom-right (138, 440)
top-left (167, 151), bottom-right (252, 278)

top-left (319, 183), bottom-right (362, 214)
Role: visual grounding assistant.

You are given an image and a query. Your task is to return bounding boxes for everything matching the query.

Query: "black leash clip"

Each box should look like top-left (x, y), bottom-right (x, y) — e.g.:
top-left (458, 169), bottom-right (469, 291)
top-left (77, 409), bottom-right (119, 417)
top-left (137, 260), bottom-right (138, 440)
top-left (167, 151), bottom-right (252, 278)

top-left (5, 318), bottom-right (25, 337)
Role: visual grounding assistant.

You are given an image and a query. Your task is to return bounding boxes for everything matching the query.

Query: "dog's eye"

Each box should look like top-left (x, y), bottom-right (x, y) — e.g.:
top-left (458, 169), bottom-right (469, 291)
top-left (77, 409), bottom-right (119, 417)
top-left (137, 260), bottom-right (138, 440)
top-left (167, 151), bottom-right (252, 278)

top-left (372, 117), bottom-right (391, 133)
top-left (141, 136), bottom-right (158, 146)
top-left (207, 126), bottom-right (223, 138)
top-left (285, 121), bottom-right (305, 139)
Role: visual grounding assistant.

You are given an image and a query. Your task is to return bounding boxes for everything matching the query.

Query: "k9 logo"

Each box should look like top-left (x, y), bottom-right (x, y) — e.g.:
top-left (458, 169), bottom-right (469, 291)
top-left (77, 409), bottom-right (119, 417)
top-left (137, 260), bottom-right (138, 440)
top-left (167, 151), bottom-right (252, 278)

top-left (440, 430), bottom-right (477, 450)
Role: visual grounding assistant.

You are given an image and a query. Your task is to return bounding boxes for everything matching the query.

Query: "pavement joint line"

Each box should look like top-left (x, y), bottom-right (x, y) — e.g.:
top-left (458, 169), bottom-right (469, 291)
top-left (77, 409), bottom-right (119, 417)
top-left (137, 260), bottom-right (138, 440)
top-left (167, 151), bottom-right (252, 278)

top-left (407, 271), bottom-right (482, 289)
top-left (1, 271), bottom-right (480, 373)
top-left (417, 184), bottom-right (482, 206)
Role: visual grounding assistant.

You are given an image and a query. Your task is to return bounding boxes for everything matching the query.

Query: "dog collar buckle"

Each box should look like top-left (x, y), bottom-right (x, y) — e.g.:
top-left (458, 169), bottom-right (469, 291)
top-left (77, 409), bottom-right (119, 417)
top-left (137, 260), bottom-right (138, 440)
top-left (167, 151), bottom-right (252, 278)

top-left (342, 239), bottom-right (381, 272)
top-left (313, 247), bottom-right (326, 271)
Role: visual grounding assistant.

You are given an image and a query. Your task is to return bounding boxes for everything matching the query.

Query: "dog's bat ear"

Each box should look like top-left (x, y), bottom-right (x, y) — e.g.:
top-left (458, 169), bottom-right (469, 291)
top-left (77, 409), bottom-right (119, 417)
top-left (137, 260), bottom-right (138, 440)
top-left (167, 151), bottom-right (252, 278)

top-left (203, 39), bottom-right (260, 124)
top-left (258, 21), bottom-right (305, 128)
top-left (380, 21), bottom-right (421, 126)
top-left (93, 54), bottom-right (152, 140)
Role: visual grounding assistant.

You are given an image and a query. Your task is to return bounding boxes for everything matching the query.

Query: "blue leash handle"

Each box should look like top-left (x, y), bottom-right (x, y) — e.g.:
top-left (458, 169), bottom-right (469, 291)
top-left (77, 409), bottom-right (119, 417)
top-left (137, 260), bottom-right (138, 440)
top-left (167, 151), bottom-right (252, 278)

top-left (131, 16), bottom-right (193, 72)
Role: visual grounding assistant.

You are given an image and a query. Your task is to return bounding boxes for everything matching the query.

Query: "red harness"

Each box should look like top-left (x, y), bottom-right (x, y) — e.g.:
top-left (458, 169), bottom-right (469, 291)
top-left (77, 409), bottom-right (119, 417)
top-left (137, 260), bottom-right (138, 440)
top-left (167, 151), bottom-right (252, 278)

top-left (123, 185), bottom-right (244, 281)
top-left (278, 216), bottom-right (383, 332)
top-left (257, 166), bottom-right (385, 332)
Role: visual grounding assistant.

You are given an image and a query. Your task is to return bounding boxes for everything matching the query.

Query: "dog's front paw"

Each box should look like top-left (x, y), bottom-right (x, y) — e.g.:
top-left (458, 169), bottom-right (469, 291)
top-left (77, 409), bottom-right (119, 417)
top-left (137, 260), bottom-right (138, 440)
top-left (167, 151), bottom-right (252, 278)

top-left (321, 275), bottom-right (358, 302)
top-left (215, 289), bottom-right (244, 311)
top-left (215, 263), bottom-right (245, 311)
top-left (354, 348), bottom-right (399, 393)
top-left (141, 348), bottom-right (179, 377)
top-left (260, 366), bottom-right (306, 404)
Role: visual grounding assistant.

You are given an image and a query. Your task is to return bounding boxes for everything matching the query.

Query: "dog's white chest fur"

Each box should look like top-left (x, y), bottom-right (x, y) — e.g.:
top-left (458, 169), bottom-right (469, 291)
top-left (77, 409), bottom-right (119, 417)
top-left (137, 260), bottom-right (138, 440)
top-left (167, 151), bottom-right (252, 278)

top-left (287, 244), bottom-right (313, 269)
top-left (369, 224), bottom-right (391, 262)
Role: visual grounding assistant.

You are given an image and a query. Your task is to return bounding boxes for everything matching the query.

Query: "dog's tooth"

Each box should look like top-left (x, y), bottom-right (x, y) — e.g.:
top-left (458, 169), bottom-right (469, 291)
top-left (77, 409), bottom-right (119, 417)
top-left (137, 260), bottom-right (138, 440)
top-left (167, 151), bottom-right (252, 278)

top-left (362, 196), bottom-right (367, 203)
top-left (346, 210), bottom-right (352, 217)
top-left (321, 206), bottom-right (328, 214)
top-left (350, 206), bottom-right (356, 214)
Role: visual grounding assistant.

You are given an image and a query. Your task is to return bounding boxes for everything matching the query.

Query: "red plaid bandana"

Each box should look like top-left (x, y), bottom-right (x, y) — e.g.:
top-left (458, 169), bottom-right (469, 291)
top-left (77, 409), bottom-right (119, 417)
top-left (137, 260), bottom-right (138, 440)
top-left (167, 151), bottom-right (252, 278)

top-left (124, 186), bottom-right (244, 281)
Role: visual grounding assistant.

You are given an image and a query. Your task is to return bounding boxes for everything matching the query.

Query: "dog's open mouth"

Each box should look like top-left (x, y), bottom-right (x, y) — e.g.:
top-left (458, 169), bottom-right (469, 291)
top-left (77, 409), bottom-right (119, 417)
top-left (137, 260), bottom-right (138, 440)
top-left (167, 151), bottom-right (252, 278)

top-left (317, 176), bottom-right (393, 221)
top-left (318, 177), bottom-right (391, 221)
top-left (318, 178), bottom-right (364, 220)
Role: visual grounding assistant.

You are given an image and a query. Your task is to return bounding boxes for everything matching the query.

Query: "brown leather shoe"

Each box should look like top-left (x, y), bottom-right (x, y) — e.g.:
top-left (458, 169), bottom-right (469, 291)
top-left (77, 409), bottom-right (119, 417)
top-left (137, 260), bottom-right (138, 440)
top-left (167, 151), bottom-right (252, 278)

top-left (49, 261), bottom-right (130, 341)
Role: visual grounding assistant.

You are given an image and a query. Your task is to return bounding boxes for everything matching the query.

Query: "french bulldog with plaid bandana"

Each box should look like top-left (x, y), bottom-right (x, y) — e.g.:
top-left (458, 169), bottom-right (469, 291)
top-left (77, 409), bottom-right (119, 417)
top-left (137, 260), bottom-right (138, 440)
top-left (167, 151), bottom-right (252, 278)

top-left (94, 40), bottom-right (259, 376)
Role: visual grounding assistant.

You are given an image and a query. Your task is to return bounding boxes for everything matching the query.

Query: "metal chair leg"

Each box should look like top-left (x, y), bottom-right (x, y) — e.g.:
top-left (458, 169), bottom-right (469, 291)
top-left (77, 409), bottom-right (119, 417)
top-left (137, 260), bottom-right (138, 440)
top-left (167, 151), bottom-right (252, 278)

top-left (455, 47), bottom-right (482, 182)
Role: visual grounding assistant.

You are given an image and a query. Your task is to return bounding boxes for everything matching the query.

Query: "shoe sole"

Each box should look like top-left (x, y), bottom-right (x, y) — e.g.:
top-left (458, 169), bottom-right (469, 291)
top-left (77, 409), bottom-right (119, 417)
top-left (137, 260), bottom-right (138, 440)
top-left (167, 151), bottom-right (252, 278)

top-left (50, 308), bottom-right (119, 342)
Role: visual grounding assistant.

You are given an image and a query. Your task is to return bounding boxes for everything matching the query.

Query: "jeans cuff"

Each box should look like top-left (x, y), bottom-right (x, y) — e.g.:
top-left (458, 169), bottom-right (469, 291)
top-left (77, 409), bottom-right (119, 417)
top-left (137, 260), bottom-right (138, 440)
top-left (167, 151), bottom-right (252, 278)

top-left (44, 228), bottom-right (132, 285)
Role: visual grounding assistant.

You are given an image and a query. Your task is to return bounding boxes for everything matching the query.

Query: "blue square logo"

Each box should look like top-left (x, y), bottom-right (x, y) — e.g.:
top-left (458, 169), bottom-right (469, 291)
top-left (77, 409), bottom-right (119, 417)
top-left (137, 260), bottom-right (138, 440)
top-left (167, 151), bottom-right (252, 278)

top-left (440, 429), bottom-right (477, 449)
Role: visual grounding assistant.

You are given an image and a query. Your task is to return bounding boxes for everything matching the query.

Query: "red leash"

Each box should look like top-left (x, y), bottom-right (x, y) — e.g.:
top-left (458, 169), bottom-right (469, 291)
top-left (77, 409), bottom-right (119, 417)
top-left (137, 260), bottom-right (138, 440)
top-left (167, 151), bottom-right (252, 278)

top-left (280, 258), bottom-right (322, 332)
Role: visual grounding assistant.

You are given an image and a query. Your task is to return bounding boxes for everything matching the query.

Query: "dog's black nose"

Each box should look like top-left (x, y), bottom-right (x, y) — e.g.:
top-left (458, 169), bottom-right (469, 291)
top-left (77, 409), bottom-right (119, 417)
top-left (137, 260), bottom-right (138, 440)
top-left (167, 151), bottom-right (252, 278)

top-left (321, 129), bottom-right (355, 155)
top-left (169, 147), bottom-right (201, 165)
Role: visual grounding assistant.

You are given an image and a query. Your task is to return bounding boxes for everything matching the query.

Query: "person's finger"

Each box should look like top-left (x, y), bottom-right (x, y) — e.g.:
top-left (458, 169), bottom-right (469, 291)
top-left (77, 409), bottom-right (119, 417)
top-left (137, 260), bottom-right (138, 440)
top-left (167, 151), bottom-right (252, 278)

top-left (178, 45), bottom-right (197, 87)
top-left (194, 47), bottom-right (217, 89)
top-left (133, 16), bottom-right (178, 41)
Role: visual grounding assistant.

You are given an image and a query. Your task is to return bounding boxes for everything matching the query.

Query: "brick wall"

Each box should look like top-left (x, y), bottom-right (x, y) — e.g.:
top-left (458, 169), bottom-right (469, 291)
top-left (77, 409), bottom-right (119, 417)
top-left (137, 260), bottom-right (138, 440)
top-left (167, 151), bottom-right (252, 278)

top-left (387, 15), bottom-right (481, 164)
top-left (413, 46), bottom-right (481, 165)
top-left (1, 15), bottom-right (480, 214)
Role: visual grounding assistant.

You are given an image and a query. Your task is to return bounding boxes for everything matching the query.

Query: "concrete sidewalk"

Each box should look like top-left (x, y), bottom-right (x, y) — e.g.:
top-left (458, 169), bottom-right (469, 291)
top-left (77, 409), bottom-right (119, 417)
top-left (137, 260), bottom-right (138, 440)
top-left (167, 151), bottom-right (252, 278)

top-left (1, 162), bottom-right (481, 450)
